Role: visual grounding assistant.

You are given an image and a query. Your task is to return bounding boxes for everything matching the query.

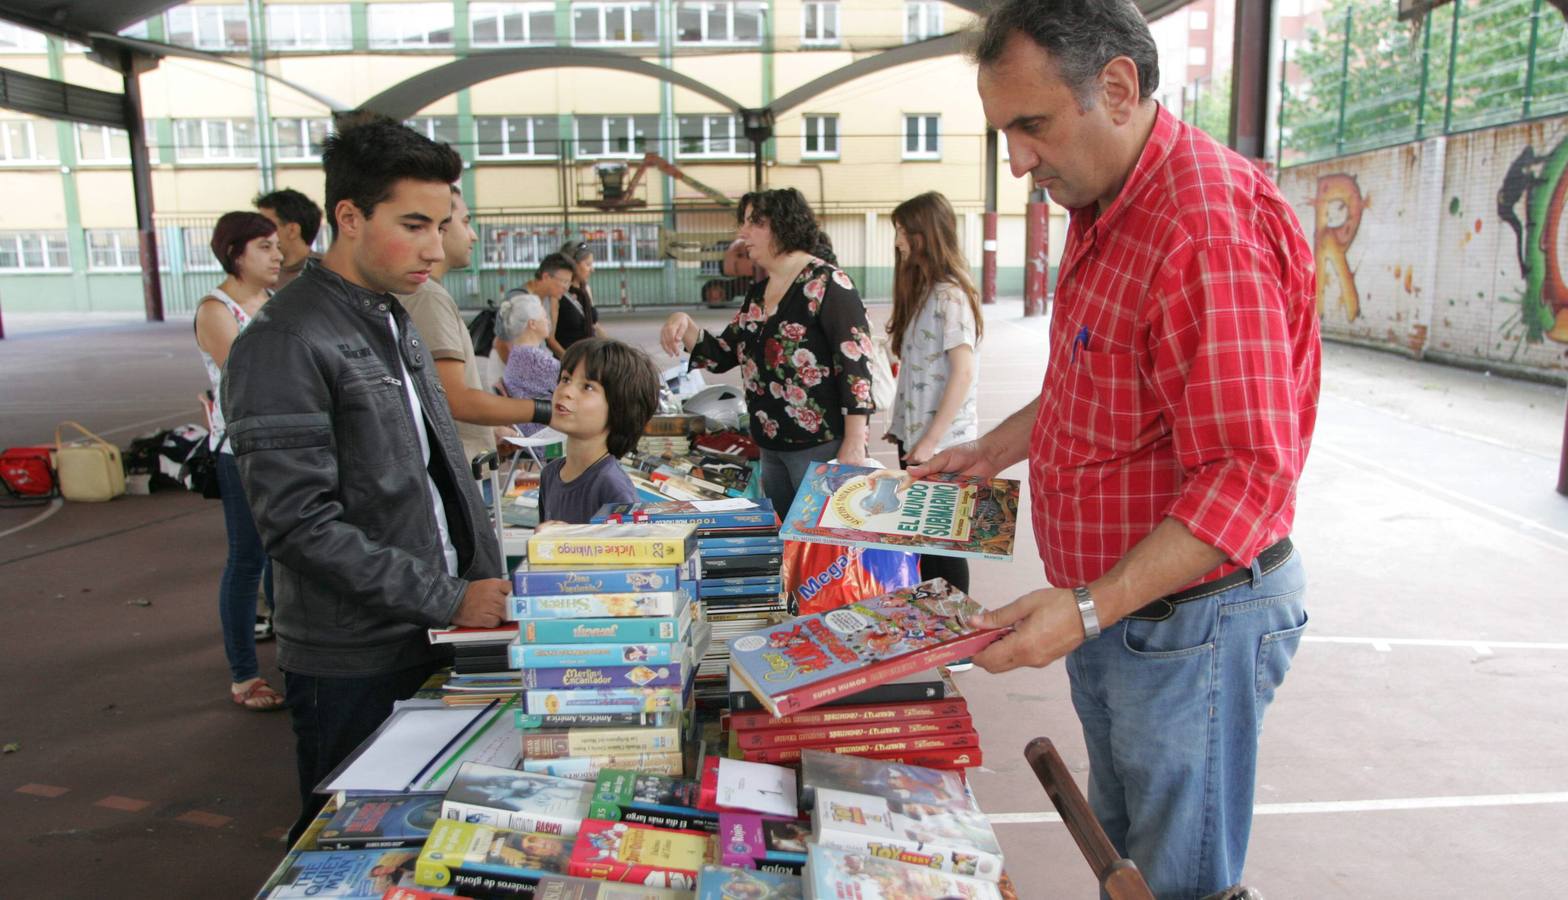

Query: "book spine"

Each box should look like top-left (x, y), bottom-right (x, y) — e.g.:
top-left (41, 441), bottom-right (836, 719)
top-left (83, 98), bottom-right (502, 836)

top-left (815, 826), bottom-right (1004, 882)
top-left (510, 567), bottom-right (684, 595)
top-left (700, 535), bottom-right (785, 549)
top-left (585, 802), bottom-right (719, 834)
top-left (509, 641), bottom-right (683, 668)
top-left (701, 553), bottom-right (782, 572)
top-left (774, 629), bottom-right (1003, 717)
top-left (515, 608), bottom-right (689, 645)
top-left (444, 866), bottom-right (544, 897)
top-left (519, 663), bottom-right (687, 689)
top-left (315, 836), bottom-right (417, 850)
top-left (506, 591), bottom-right (686, 620)
top-left (515, 711), bottom-right (676, 730)
top-left (729, 699), bottom-right (969, 732)
top-left (861, 746), bottom-right (984, 770)
top-left (700, 574), bottom-right (783, 588)
top-left (741, 730), bottom-right (979, 764)
top-left (719, 852), bottom-right (807, 874)
top-left (699, 584), bottom-right (783, 599)
top-left (727, 678), bottom-right (946, 714)
top-left (521, 726), bottom-right (682, 759)
top-left (522, 752), bottom-right (683, 782)
top-left (735, 715), bottom-right (973, 750)
top-left (698, 543), bottom-right (784, 558)
top-left (523, 685), bottom-right (687, 716)
top-left (438, 800), bottom-right (577, 837)
top-left (528, 535), bottom-right (695, 565)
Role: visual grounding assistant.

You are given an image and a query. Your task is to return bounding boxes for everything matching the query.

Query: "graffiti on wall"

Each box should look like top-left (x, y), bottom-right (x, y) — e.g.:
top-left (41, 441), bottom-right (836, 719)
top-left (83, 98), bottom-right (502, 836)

top-left (1499, 136), bottom-right (1568, 345)
top-left (1312, 173), bottom-right (1367, 323)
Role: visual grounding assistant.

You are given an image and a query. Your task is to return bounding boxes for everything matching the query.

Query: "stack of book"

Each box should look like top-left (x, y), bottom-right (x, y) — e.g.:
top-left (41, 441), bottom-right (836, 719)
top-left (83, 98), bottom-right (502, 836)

top-left (508, 523), bottom-right (709, 782)
top-left (592, 499), bottom-right (786, 704)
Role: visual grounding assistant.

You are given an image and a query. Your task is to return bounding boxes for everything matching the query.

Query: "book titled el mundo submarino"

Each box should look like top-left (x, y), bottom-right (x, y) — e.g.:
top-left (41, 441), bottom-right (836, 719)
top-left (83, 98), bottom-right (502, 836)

top-left (779, 463), bottom-right (1018, 561)
top-left (728, 579), bottom-right (1005, 718)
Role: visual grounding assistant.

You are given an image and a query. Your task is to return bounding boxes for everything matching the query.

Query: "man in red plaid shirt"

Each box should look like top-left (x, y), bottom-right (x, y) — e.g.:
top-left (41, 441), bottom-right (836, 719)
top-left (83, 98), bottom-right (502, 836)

top-left (914, 1), bottom-right (1320, 895)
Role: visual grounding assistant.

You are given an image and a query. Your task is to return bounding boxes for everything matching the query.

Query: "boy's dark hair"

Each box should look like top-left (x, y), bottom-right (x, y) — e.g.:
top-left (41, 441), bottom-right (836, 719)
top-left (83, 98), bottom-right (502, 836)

top-left (253, 187), bottom-right (324, 245)
top-left (210, 210), bottom-right (277, 276)
top-left (968, 0), bottom-right (1159, 107)
top-left (536, 252), bottom-right (577, 280)
top-left (736, 188), bottom-right (819, 256)
top-left (319, 116), bottom-right (463, 239)
top-left (559, 337), bottom-right (660, 458)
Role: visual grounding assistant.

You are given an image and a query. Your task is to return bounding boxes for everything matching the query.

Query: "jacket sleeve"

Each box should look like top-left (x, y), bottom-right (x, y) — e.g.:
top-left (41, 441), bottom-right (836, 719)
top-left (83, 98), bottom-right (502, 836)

top-left (222, 326), bottom-right (467, 628)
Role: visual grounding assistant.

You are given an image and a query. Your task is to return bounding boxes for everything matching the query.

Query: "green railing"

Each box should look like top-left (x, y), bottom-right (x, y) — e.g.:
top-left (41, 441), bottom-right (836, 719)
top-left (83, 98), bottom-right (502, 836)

top-left (1279, 0), bottom-right (1568, 166)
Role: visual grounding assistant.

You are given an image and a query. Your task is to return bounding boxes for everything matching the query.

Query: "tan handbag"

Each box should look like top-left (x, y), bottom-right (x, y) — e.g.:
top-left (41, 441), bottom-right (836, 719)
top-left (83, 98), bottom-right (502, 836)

top-left (54, 421), bottom-right (126, 502)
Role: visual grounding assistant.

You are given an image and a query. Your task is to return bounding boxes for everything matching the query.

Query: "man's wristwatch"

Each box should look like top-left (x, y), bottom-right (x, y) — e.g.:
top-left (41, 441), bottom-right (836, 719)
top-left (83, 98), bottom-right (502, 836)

top-left (1073, 586), bottom-right (1101, 641)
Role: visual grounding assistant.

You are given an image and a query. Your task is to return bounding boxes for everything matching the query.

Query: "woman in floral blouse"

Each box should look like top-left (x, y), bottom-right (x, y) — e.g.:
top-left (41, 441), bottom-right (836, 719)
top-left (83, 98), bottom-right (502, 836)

top-left (660, 188), bottom-right (876, 516)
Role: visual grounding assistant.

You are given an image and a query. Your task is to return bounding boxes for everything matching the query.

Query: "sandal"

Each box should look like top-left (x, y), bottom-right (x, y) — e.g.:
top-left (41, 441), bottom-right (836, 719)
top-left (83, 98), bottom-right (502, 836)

top-left (231, 679), bottom-right (285, 711)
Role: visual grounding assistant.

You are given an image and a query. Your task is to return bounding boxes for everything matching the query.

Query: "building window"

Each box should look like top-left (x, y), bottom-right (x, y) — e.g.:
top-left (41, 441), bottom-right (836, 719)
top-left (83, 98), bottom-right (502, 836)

top-left (581, 223), bottom-right (661, 267)
top-left (676, 114), bottom-right (750, 158)
top-left (267, 4), bottom-right (352, 49)
top-left (903, 1), bottom-right (941, 43)
top-left (801, 115), bottom-right (838, 158)
top-left (0, 22), bottom-right (49, 52)
top-left (174, 118), bottom-right (258, 161)
top-left (675, 2), bottom-right (763, 46)
top-left (801, 1), bottom-right (838, 45)
top-left (476, 116), bottom-right (560, 158)
top-left (181, 227), bottom-right (224, 271)
top-left (1189, 9), bottom-right (1209, 30)
top-left (87, 229), bottom-right (142, 271)
top-left (571, 2), bottom-right (657, 46)
top-left (164, 4), bottom-right (250, 51)
top-left (471, 2), bottom-right (556, 46)
top-left (573, 115), bottom-right (657, 158)
top-left (275, 118), bottom-right (332, 160)
top-left (368, 3), bottom-right (455, 48)
top-left (405, 116), bottom-right (460, 144)
top-left (1188, 46), bottom-right (1207, 66)
top-left (76, 124), bottom-right (131, 163)
top-left (0, 231), bottom-right (70, 271)
top-left (480, 223), bottom-right (565, 269)
top-left (1, 120), bottom-right (59, 162)
top-left (903, 114), bottom-right (940, 159)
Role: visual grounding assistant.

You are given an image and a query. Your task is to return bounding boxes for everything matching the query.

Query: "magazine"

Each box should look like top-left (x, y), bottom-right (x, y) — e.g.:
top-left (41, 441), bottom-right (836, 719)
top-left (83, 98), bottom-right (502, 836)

top-left (779, 463), bottom-right (1018, 560)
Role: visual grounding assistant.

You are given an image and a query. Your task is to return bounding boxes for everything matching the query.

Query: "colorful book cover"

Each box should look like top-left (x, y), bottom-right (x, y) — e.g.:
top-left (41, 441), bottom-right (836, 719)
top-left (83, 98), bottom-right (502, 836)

top-left (510, 560), bottom-right (695, 596)
top-left (264, 849), bottom-right (423, 898)
top-left (440, 762), bottom-right (595, 837)
top-left (514, 711), bottom-right (678, 731)
top-left (727, 579), bottom-right (1005, 718)
top-left (590, 769), bottom-right (708, 820)
top-left (566, 819), bottom-right (715, 889)
top-left (593, 499), bottom-right (777, 529)
top-left (811, 787), bottom-right (1004, 882)
top-left (528, 523), bottom-right (699, 565)
top-left (587, 804), bottom-right (719, 835)
top-left (742, 730), bottom-right (979, 765)
top-left (523, 683), bottom-right (689, 716)
top-left (521, 752), bottom-right (685, 782)
top-left (507, 591), bottom-right (689, 621)
top-left (798, 749), bottom-right (981, 812)
top-left (780, 463), bottom-right (1019, 561)
top-left (735, 715), bottom-right (974, 750)
top-left (522, 724), bottom-right (682, 760)
top-left (519, 663), bottom-right (688, 690)
top-left (726, 667), bottom-right (949, 714)
top-left (728, 698), bottom-right (970, 733)
top-left (414, 819), bottom-right (573, 894)
top-left (509, 640), bottom-right (685, 669)
top-left (534, 874), bottom-right (688, 899)
top-left (802, 844), bottom-right (1004, 900)
top-left (717, 812), bottom-right (810, 870)
top-left (515, 605), bottom-right (693, 645)
top-left (695, 864), bottom-right (804, 900)
top-left (317, 793), bottom-right (444, 850)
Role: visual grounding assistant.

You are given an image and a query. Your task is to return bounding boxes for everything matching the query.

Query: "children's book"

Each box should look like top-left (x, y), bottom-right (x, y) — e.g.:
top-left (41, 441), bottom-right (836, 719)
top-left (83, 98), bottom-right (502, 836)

top-left (780, 463), bottom-right (1019, 560)
top-left (802, 843), bottom-right (1004, 900)
top-left (317, 793), bottom-right (444, 850)
top-left (514, 605), bottom-right (694, 645)
top-left (528, 523), bottom-right (699, 566)
top-left (566, 819), bottom-right (715, 888)
top-left (509, 640), bottom-right (685, 669)
top-left (520, 662), bottom-right (688, 690)
top-left (798, 749), bottom-right (981, 812)
top-left (522, 683), bottom-right (688, 716)
top-left (507, 591), bottom-right (690, 621)
top-left (726, 667), bottom-right (950, 715)
top-left (514, 711), bottom-right (678, 731)
top-left (695, 864), bottom-right (804, 900)
top-left (522, 724), bottom-right (682, 760)
top-left (533, 875), bottom-right (687, 899)
top-left (264, 848), bottom-right (424, 898)
top-left (716, 812), bottom-right (810, 871)
top-left (727, 579), bottom-right (1005, 718)
top-left (440, 762), bottom-right (595, 837)
top-left (742, 729), bottom-right (979, 765)
top-left (727, 698), bottom-right (969, 733)
top-left (510, 561), bottom-right (695, 596)
top-left (734, 714), bottom-right (975, 751)
top-left (811, 787), bottom-right (1004, 882)
top-left (414, 819), bottom-right (574, 895)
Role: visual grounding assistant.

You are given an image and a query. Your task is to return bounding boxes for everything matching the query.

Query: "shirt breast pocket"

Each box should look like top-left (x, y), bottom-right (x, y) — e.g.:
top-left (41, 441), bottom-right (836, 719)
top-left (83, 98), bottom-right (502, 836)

top-left (339, 371), bottom-right (417, 465)
top-left (1056, 349), bottom-right (1151, 459)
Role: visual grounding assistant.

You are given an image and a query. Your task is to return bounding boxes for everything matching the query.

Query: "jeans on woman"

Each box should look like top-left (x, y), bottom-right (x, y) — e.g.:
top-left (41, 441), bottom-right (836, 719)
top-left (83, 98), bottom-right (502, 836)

top-left (1066, 549), bottom-right (1308, 898)
top-left (216, 451), bottom-right (274, 684)
top-left (758, 439), bottom-right (841, 519)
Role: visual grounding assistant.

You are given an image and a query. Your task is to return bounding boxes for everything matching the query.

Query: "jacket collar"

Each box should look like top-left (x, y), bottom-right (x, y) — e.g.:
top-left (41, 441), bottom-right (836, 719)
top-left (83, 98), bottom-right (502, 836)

top-left (300, 259), bottom-right (426, 369)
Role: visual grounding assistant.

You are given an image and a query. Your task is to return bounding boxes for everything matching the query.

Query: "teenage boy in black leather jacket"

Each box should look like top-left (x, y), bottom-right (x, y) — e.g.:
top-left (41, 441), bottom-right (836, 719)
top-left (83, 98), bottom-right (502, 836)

top-left (225, 117), bottom-right (545, 843)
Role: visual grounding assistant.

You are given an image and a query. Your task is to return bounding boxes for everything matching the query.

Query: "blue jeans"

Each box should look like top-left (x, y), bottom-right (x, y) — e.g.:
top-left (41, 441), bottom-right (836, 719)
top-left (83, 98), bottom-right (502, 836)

top-left (216, 452), bottom-right (274, 683)
top-left (758, 439), bottom-right (841, 518)
top-left (1066, 549), bottom-right (1308, 899)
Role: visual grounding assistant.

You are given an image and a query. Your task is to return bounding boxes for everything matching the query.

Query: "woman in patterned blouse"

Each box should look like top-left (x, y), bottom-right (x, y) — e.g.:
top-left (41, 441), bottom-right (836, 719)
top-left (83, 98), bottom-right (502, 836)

top-left (660, 188), bottom-right (877, 516)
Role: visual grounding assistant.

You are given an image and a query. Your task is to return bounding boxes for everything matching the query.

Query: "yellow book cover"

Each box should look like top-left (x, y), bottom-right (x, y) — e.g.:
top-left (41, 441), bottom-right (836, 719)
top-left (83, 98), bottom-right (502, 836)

top-left (528, 523), bottom-right (699, 566)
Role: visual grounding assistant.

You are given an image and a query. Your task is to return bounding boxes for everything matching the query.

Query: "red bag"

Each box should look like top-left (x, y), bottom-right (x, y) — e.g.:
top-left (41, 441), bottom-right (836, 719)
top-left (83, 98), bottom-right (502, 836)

top-left (0, 446), bottom-right (57, 497)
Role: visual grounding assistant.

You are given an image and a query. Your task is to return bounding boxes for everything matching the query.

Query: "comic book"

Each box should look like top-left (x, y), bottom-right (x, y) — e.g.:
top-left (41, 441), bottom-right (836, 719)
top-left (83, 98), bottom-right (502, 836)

top-left (566, 819), bottom-right (715, 888)
top-left (726, 667), bottom-right (951, 715)
top-left (414, 819), bottom-right (574, 895)
top-left (741, 729), bottom-right (979, 765)
top-left (727, 698), bottom-right (970, 733)
top-left (801, 844), bottom-right (1004, 900)
top-left (695, 864), bottom-right (803, 900)
top-left (263, 848), bottom-right (423, 898)
top-left (727, 579), bottom-right (1005, 717)
top-left (316, 793), bottom-right (444, 850)
top-left (734, 714), bottom-right (975, 751)
top-left (439, 762), bottom-right (594, 837)
top-left (779, 463), bottom-right (1018, 560)
top-left (810, 787), bottom-right (1004, 882)
top-left (528, 523), bottom-right (699, 566)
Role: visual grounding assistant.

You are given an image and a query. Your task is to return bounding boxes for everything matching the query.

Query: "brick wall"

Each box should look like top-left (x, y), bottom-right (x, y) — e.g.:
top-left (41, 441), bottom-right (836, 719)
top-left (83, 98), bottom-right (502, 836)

top-left (1277, 114), bottom-right (1568, 377)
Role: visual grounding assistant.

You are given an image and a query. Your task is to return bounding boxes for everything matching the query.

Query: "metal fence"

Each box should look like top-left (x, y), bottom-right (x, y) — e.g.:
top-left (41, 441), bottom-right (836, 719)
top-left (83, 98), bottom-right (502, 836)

top-left (1278, 0), bottom-right (1568, 166)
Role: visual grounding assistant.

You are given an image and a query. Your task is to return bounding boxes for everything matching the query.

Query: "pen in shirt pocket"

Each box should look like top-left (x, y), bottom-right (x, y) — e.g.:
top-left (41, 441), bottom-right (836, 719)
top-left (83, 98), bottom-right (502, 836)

top-left (1071, 326), bottom-right (1090, 363)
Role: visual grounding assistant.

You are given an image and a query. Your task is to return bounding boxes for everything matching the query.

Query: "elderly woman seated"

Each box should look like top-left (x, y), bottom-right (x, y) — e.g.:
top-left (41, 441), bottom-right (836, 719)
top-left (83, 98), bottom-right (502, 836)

top-left (495, 292), bottom-right (561, 437)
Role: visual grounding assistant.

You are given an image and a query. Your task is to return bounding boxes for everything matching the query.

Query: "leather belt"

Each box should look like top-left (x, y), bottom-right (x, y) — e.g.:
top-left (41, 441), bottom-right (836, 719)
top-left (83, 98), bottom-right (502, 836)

top-left (1124, 537), bottom-right (1295, 622)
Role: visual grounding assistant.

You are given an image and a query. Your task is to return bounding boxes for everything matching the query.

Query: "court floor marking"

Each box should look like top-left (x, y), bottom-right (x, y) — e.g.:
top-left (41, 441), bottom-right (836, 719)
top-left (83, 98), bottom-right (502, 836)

top-left (1302, 635), bottom-right (1568, 654)
top-left (988, 790), bottom-right (1568, 825)
top-left (0, 498), bottom-right (63, 539)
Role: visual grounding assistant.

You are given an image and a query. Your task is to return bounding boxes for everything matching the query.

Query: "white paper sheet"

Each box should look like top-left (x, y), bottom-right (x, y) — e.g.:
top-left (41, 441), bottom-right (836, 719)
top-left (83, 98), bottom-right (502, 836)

top-left (690, 498), bottom-right (758, 512)
top-left (716, 758), bottom-right (798, 817)
top-left (319, 706), bottom-right (485, 793)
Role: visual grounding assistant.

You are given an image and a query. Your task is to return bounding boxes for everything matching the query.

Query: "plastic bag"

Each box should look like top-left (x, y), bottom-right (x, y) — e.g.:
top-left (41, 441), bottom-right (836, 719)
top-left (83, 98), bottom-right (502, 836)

top-left (783, 541), bottom-right (921, 617)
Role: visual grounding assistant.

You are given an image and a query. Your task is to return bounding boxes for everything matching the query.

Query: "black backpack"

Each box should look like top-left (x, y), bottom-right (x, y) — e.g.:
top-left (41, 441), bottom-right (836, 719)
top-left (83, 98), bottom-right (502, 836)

top-left (469, 299), bottom-right (499, 357)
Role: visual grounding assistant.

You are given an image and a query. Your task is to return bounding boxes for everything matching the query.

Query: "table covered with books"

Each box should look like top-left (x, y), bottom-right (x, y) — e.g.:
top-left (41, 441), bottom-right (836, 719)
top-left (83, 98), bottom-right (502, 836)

top-left (256, 463), bottom-right (1025, 900)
